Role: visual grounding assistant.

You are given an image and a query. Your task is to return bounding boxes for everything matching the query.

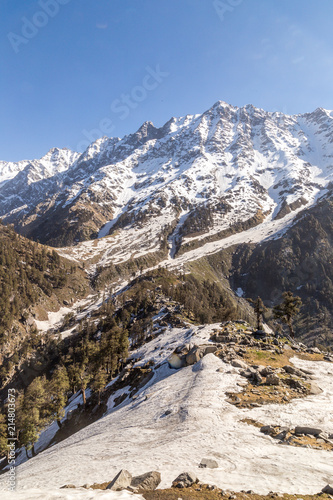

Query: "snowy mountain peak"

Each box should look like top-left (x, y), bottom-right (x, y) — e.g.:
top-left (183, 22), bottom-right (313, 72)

top-left (1, 100), bottom-right (333, 254)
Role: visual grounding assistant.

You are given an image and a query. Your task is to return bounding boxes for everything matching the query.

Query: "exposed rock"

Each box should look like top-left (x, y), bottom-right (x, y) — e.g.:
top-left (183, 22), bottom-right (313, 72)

top-left (204, 345), bottom-right (218, 355)
top-left (284, 378), bottom-right (304, 390)
top-left (283, 365), bottom-right (306, 378)
top-left (199, 458), bottom-right (219, 469)
top-left (231, 359), bottom-right (248, 369)
top-left (307, 347), bottom-right (321, 354)
top-left (260, 425), bottom-right (274, 434)
top-left (259, 366), bottom-right (273, 377)
top-left (322, 484), bottom-right (333, 495)
top-left (239, 367), bottom-right (256, 379)
top-left (131, 471), bottom-right (161, 491)
top-left (168, 353), bottom-right (184, 369)
top-left (60, 485), bottom-right (76, 489)
top-left (309, 382), bottom-right (323, 395)
top-left (266, 373), bottom-right (280, 386)
top-left (252, 370), bottom-right (263, 385)
top-left (295, 426), bottom-right (322, 436)
top-left (186, 346), bottom-right (205, 365)
top-left (106, 469), bottom-right (132, 491)
top-left (172, 471), bottom-right (198, 488)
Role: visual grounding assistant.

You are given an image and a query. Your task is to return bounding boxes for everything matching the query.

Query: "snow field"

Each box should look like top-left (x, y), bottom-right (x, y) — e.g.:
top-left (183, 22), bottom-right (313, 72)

top-left (1, 322), bottom-right (332, 496)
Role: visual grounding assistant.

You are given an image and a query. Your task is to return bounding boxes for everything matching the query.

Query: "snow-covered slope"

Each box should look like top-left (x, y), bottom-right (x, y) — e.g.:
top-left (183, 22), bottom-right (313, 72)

top-left (1, 324), bottom-right (332, 496)
top-left (1, 102), bottom-right (333, 253)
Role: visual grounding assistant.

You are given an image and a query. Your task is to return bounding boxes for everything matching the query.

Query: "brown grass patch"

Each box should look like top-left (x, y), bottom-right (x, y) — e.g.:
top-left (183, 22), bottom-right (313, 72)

top-left (142, 489), bottom-right (331, 500)
top-left (227, 381), bottom-right (308, 408)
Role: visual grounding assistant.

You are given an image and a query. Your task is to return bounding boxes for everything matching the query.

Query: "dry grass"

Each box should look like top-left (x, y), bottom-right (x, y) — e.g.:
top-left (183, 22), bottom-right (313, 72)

top-left (243, 349), bottom-right (292, 369)
top-left (142, 489), bottom-right (331, 500)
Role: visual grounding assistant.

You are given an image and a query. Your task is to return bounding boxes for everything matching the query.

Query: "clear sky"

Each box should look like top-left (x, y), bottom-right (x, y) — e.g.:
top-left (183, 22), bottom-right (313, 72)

top-left (2, 0), bottom-right (333, 161)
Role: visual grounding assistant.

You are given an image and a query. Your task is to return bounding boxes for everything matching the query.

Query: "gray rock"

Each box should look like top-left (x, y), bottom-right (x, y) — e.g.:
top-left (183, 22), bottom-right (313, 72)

top-left (186, 346), bottom-right (205, 365)
top-left (275, 429), bottom-right (289, 440)
top-left (172, 471), bottom-right (198, 488)
top-left (307, 347), bottom-right (321, 354)
top-left (294, 426), bottom-right (322, 436)
top-left (260, 366), bottom-right (274, 377)
top-left (239, 368), bottom-right (255, 379)
top-left (266, 373), bottom-right (280, 386)
top-left (231, 359), bottom-right (248, 369)
top-left (260, 425), bottom-right (274, 435)
top-left (252, 370), bottom-right (263, 385)
top-left (204, 345), bottom-right (217, 355)
top-left (283, 365), bottom-right (306, 378)
top-left (168, 353), bottom-right (185, 369)
top-left (106, 469), bottom-right (132, 491)
top-left (199, 458), bottom-right (219, 469)
top-left (131, 471), bottom-right (161, 491)
top-left (322, 484), bottom-right (333, 495)
top-left (285, 378), bottom-right (304, 390)
top-left (309, 382), bottom-right (323, 395)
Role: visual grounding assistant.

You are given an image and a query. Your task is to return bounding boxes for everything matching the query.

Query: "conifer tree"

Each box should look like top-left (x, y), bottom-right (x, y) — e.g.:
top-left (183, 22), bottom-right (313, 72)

top-left (91, 370), bottom-right (107, 405)
top-left (273, 291), bottom-right (302, 338)
top-left (48, 366), bottom-right (70, 427)
top-left (248, 296), bottom-right (267, 330)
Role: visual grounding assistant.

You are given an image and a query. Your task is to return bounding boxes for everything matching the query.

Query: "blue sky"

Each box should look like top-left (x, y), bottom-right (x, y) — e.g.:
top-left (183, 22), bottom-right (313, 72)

top-left (2, 0), bottom-right (333, 161)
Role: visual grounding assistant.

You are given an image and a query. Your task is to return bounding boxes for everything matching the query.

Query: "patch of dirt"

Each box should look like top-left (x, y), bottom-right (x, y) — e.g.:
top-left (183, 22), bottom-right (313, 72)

top-left (226, 381), bottom-right (309, 408)
top-left (142, 488), bottom-right (331, 500)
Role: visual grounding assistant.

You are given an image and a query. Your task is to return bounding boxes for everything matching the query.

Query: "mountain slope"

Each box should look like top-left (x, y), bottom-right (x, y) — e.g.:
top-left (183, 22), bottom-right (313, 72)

top-left (0, 322), bottom-right (332, 496)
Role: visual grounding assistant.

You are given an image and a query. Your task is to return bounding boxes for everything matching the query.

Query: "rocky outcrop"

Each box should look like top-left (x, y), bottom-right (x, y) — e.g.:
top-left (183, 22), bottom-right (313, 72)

top-left (172, 471), bottom-right (198, 488)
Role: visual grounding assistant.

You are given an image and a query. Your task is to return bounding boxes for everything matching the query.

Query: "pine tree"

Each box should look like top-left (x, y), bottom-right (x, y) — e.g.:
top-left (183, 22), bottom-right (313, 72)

top-left (248, 296), bottom-right (267, 330)
top-left (273, 291), bottom-right (302, 338)
top-left (48, 366), bottom-right (70, 427)
top-left (17, 377), bottom-right (49, 455)
top-left (91, 370), bottom-right (107, 405)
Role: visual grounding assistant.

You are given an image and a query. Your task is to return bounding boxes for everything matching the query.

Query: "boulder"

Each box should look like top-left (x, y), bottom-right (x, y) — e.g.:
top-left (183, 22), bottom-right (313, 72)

top-left (131, 471), bottom-right (161, 491)
top-left (231, 359), bottom-right (248, 369)
top-left (240, 367), bottom-right (256, 379)
top-left (266, 374), bottom-right (280, 386)
top-left (168, 353), bottom-right (184, 369)
top-left (186, 346), bottom-right (205, 365)
top-left (307, 347), bottom-right (321, 354)
top-left (283, 365), bottom-right (305, 378)
top-left (252, 371), bottom-right (263, 385)
top-left (106, 469), bottom-right (132, 491)
top-left (259, 366), bottom-right (272, 377)
top-left (322, 484), bottom-right (333, 495)
top-left (204, 345), bottom-right (217, 355)
top-left (199, 458), bottom-right (219, 469)
top-left (294, 426), bottom-right (322, 436)
top-left (285, 378), bottom-right (304, 390)
top-left (260, 425), bottom-right (274, 435)
top-left (309, 382), bottom-right (323, 395)
top-left (172, 471), bottom-right (198, 488)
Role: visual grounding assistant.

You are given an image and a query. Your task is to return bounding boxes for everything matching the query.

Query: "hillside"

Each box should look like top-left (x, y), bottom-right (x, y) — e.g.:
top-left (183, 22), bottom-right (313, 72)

top-left (0, 222), bottom-right (89, 391)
